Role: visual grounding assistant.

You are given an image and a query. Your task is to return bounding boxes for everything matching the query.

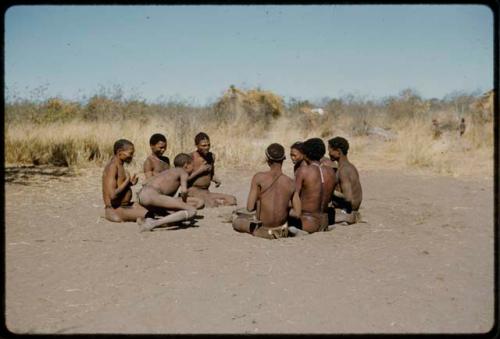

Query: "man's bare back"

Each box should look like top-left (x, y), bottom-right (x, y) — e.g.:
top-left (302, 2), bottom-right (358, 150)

top-left (232, 143), bottom-right (299, 239)
top-left (137, 153), bottom-right (202, 232)
top-left (288, 138), bottom-right (336, 234)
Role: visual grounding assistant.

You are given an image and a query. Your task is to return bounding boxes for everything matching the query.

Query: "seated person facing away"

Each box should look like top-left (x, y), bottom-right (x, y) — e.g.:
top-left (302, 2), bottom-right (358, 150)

top-left (143, 133), bottom-right (170, 179)
top-left (137, 153), bottom-right (203, 232)
top-left (328, 136), bottom-right (362, 225)
top-left (232, 143), bottom-right (300, 239)
top-left (288, 138), bottom-right (336, 235)
top-left (188, 132), bottom-right (237, 208)
top-left (102, 139), bottom-right (149, 223)
top-left (290, 141), bottom-right (307, 175)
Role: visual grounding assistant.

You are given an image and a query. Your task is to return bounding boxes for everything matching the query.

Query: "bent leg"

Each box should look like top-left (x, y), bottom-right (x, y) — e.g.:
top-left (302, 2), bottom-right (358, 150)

top-left (186, 196), bottom-right (205, 209)
top-left (105, 204), bottom-right (148, 223)
top-left (138, 190), bottom-right (196, 232)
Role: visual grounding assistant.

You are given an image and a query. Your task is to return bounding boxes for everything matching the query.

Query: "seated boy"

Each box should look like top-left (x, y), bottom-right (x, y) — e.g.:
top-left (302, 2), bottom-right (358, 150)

top-left (328, 136), bottom-right (362, 225)
top-left (102, 139), bottom-right (149, 222)
top-left (137, 153), bottom-right (203, 232)
top-left (232, 143), bottom-right (300, 239)
top-left (143, 133), bottom-right (170, 179)
top-left (187, 132), bottom-right (237, 208)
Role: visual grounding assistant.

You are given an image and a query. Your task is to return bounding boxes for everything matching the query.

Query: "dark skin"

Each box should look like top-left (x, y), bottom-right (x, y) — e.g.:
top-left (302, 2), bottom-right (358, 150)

top-left (293, 156), bottom-right (336, 233)
top-left (137, 162), bottom-right (203, 232)
top-left (143, 140), bottom-right (170, 179)
top-left (102, 145), bottom-right (148, 222)
top-left (290, 147), bottom-right (307, 174)
top-left (234, 161), bottom-right (300, 232)
top-left (328, 145), bottom-right (362, 223)
top-left (188, 138), bottom-right (237, 207)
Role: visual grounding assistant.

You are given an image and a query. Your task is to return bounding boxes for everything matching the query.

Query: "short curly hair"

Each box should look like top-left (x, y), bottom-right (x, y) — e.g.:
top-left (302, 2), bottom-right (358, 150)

top-left (149, 133), bottom-right (167, 145)
top-left (266, 143), bottom-right (286, 162)
top-left (302, 138), bottom-right (325, 161)
top-left (113, 139), bottom-right (134, 155)
top-left (173, 153), bottom-right (193, 167)
top-left (290, 141), bottom-right (304, 153)
top-left (328, 137), bottom-right (349, 155)
top-left (194, 132), bottom-right (210, 145)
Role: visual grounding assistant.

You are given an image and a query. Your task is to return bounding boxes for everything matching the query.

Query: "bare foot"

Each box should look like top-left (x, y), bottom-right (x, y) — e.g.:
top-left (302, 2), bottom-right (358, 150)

top-left (139, 219), bottom-right (155, 233)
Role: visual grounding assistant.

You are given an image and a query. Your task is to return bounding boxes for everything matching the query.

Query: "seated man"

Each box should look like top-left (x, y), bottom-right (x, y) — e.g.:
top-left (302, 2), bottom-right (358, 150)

top-left (188, 132), bottom-right (237, 208)
top-left (102, 139), bottom-right (149, 222)
top-left (290, 141), bottom-right (307, 174)
top-left (232, 143), bottom-right (300, 239)
top-left (143, 133), bottom-right (170, 179)
top-left (288, 138), bottom-right (336, 235)
top-left (328, 136), bottom-right (362, 225)
top-left (137, 153), bottom-right (203, 232)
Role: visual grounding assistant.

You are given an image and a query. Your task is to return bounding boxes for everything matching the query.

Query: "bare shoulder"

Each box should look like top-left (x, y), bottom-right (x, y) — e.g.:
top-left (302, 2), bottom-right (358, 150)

top-left (103, 159), bottom-right (116, 175)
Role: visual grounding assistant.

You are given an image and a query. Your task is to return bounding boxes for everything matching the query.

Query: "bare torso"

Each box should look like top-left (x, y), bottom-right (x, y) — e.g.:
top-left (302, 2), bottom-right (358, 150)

top-left (143, 154), bottom-right (170, 178)
top-left (253, 171), bottom-right (295, 228)
top-left (143, 168), bottom-right (183, 196)
top-left (102, 158), bottom-right (133, 208)
top-left (296, 162), bottom-right (336, 214)
top-left (337, 161), bottom-right (362, 210)
top-left (190, 150), bottom-right (213, 189)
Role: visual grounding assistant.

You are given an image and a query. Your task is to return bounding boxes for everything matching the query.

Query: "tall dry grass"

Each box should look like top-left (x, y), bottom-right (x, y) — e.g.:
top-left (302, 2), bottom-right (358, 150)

top-left (4, 86), bottom-right (494, 178)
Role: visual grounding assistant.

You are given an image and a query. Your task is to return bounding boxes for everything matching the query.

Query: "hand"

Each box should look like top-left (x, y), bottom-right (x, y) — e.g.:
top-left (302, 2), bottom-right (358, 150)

top-left (180, 191), bottom-right (188, 203)
top-left (201, 164), bottom-right (212, 173)
top-left (130, 173), bottom-right (138, 185)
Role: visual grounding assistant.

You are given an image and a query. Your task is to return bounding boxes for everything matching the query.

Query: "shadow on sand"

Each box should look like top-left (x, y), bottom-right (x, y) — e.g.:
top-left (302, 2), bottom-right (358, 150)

top-left (5, 165), bottom-right (77, 185)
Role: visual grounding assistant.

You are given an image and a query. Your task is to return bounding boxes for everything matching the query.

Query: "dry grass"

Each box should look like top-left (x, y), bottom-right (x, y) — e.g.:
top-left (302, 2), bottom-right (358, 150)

top-left (4, 87), bottom-right (494, 178)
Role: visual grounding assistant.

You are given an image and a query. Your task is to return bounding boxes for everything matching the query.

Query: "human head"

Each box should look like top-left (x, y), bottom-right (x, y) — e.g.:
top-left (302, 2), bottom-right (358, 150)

top-left (265, 143), bottom-right (286, 165)
top-left (290, 141), bottom-right (305, 165)
top-left (149, 133), bottom-right (167, 157)
top-left (328, 136), bottom-right (349, 161)
top-left (302, 138), bottom-right (325, 162)
top-left (113, 139), bottom-right (135, 163)
top-left (195, 132), bottom-right (210, 155)
top-left (173, 153), bottom-right (194, 174)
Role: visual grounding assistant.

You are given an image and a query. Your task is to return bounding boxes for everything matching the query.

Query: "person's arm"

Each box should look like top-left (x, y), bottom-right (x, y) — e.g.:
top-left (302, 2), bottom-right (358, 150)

top-left (246, 174), bottom-right (260, 212)
top-left (289, 190), bottom-right (301, 218)
top-left (103, 164), bottom-right (130, 205)
top-left (339, 170), bottom-right (354, 213)
top-left (143, 157), bottom-right (154, 179)
top-left (179, 171), bottom-right (188, 202)
top-left (294, 167), bottom-right (305, 197)
top-left (211, 153), bottom-right (221, 187)
top-left (187, 163), bottom-right (212, 183)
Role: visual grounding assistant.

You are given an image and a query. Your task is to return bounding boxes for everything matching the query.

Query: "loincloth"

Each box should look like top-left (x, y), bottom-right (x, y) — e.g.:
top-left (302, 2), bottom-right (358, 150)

top-left (233, 208), bottom-right (288, 239)
top-left (301, 211), bottom-right (329, 232)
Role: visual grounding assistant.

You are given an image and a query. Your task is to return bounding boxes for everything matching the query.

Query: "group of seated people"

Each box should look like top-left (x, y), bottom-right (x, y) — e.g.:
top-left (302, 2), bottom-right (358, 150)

top-left (102, 131), bottom-right (362, 237)
top-left (232, 137), bottom-right (362, 239)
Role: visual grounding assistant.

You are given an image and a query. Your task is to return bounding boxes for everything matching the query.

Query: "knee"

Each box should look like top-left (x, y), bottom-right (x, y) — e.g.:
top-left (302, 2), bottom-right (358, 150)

top-left (105, 209), bottom-right (122, 223)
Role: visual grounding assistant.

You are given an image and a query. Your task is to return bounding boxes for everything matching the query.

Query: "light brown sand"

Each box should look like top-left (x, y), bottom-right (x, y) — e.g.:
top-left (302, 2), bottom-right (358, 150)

top-left (4, 165), bottom-right (494, 334)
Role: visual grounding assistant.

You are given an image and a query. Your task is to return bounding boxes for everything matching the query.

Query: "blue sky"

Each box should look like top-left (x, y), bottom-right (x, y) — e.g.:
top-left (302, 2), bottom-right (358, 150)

top-left (4, 5), bottom-right (494, 104)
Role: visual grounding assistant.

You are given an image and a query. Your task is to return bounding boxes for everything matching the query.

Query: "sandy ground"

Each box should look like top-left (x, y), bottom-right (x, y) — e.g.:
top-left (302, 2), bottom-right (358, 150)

top-left (4, 163), bottom-right (495, 334)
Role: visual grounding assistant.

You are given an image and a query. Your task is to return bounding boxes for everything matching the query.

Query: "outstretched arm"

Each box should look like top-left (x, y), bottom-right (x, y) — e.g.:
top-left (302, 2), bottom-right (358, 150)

top-left (187, 163), bottom-right (212, 183)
